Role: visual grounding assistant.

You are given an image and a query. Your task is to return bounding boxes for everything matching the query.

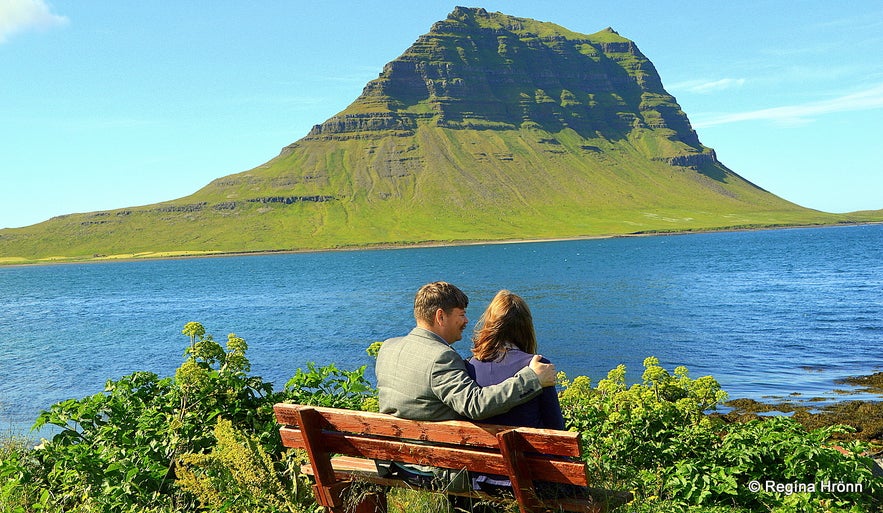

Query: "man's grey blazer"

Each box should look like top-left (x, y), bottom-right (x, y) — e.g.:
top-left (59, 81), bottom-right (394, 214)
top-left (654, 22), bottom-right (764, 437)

top-left (375, 327), bottom-right (543, 421)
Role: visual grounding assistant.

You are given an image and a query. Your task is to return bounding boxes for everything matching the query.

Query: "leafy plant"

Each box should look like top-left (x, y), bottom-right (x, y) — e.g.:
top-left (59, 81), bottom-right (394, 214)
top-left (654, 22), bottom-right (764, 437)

top-left (283, 362), bottom-right (375, 412)
top-left (3, 332), bottom-right (881, 513)
top-left (19, 322), bottom-right (278, 511)
top-left (558, 357), bottom-right (882, 512)
top-left (176, 418), bottom-right (314, 513)
top-left (0, 434), bottom-right (44, 512)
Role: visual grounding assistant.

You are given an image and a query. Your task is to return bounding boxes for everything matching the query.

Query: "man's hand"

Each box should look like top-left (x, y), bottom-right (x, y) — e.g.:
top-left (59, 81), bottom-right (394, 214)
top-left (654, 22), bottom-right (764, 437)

top-left (529, 354), bottom-right (557, 387)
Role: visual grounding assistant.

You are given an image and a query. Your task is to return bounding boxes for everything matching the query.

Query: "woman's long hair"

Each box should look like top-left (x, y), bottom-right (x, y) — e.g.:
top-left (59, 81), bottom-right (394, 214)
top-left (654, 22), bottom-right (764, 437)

top-left (472, 290), bottom-right (537, 361)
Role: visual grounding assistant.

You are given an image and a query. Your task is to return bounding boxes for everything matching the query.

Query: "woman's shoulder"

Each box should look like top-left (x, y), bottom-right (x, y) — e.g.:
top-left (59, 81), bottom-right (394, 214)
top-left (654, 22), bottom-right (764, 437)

top-left (467, 348), bottom-right (552, 368)
top-left (504, 348), bottom-right (550, 366)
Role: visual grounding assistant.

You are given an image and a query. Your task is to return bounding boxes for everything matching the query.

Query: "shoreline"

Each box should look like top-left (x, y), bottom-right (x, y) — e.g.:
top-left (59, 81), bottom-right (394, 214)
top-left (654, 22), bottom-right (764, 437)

top-left (722, 371), bottom-right (883, 444)
top-left (3, 220), bottom-right (881, 268)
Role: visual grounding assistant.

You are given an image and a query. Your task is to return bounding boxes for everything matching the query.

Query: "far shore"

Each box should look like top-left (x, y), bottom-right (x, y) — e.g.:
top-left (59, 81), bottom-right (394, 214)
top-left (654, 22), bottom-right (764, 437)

top-left (3, 220), bottom-right (881, 268)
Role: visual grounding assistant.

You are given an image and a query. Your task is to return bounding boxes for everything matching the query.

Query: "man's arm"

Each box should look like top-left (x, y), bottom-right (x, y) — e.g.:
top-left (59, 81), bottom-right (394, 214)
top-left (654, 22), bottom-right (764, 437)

top-left (430, 349), bottom-right (554, 420)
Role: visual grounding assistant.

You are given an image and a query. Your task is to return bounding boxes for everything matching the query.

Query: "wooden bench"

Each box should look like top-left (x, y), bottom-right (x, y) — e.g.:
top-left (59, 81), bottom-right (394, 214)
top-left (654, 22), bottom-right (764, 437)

top-left (274, 403), bottom-right (630, 513)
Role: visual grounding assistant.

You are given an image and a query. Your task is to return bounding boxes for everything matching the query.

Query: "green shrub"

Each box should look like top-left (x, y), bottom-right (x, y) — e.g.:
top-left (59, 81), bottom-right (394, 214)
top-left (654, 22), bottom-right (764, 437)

top-left (2, 322), bottom-right (378, 512)
top-left (3, 327), bottom-right (881, 513)
top-left (176, 418), bottom-right (317, 513)
top-left (0, 435), bottom-right (44, 512)
top-left (559, 357), bottom-right (882, 512)
top-left (13, 323), bottom-right (286, 511)
top-left (283, 362), bottom-right (375, 412)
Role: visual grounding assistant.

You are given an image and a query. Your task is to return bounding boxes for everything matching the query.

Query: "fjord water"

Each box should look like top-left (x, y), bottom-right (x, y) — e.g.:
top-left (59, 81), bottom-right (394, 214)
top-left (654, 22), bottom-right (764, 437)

top-left (1, 224), bottom-right (881, 434)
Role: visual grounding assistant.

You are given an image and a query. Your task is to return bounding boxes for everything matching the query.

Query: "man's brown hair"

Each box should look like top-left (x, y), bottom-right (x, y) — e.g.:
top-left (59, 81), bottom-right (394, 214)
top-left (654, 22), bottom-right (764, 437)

top-left (414, 281), bottom-right (469, 325)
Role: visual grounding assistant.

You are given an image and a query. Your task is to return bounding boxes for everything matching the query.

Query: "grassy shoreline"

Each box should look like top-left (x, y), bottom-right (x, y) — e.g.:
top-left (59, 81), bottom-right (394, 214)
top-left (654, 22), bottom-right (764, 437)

top-left (3, 219), bottom-right (881, 267)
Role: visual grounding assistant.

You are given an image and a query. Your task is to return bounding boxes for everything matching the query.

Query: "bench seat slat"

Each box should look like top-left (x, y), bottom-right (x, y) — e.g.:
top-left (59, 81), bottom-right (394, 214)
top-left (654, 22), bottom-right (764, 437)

top-left (279, 426), bottom-right (589, 486)
top-left (274, 404), bottom-right (582, 457)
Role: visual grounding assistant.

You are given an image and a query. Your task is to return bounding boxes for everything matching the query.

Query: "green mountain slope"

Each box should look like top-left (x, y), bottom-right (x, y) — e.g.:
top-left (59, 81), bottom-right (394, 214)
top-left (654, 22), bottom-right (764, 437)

top-left (1, 7), bottom-right (878, 264)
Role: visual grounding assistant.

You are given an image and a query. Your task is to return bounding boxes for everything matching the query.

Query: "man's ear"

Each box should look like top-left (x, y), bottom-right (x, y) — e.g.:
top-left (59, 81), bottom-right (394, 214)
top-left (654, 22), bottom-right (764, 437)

top-left (433, 308), bottom-right (446, 326)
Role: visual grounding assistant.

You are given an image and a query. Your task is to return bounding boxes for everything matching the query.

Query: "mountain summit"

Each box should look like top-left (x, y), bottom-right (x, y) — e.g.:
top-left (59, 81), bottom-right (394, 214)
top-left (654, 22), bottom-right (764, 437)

top-left (0, 7), bottom-right (845, 262)
top-left (307, 7), bottom-right (703, 150)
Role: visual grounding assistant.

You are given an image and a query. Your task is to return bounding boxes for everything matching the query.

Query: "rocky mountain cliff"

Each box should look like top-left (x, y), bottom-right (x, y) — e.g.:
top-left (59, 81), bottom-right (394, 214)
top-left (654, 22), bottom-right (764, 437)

top-left (307, 8), bottom-right (700, 146)
top-left (1, 7), bottom-right (851, 263)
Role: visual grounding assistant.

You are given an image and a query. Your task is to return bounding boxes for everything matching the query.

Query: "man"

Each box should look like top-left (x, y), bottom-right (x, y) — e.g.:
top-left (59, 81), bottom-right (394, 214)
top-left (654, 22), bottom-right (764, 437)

top-left (376, 281), bottom-right (557, 421)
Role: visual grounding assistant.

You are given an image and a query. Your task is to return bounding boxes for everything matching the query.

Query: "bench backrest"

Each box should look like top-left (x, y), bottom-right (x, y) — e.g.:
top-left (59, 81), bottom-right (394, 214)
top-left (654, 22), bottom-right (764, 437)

top-left (274, 403), bottom-right (589, 510)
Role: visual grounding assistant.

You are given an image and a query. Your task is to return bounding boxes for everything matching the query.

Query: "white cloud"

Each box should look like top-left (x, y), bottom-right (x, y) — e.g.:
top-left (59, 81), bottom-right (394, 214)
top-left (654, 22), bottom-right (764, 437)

top-left (0, 0), bottom-right (68, 44)
top-left (693, 83), bottom-right (883, 128)
top-left (671, 78), bottom-right (746, 94)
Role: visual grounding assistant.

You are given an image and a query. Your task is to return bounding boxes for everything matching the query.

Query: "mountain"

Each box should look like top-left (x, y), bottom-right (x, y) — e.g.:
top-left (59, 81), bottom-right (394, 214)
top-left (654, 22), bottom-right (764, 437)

top-left (0, 7), bottom-right (873, 264)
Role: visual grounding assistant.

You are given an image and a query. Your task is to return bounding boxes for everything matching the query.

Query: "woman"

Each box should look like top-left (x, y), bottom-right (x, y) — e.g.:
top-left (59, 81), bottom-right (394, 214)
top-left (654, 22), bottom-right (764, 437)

top-left (466, 289), bottom-right (564, 430)
top-left (465, 290), bottom-right (567, 500)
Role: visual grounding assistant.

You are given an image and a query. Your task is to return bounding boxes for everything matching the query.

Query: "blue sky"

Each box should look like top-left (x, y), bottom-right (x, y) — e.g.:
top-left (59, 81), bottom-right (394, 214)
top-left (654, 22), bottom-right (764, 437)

top-left (1, 1), bottom-right (881, 229)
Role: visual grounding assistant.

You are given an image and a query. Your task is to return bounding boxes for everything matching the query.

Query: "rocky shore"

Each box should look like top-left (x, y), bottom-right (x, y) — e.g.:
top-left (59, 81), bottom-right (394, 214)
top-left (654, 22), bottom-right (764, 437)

top-left (721, 371), bottom-right (883, 441)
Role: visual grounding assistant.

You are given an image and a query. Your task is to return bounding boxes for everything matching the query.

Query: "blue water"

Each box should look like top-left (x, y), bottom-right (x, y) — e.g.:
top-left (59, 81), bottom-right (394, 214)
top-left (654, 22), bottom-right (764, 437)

top-left (1, 224), bottom-right (882, 435)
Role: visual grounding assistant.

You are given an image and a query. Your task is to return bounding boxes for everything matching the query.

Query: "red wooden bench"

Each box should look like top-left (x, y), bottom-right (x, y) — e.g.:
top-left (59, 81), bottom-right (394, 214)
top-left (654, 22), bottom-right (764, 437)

top-left (274, 403), bottom-right (630, 513)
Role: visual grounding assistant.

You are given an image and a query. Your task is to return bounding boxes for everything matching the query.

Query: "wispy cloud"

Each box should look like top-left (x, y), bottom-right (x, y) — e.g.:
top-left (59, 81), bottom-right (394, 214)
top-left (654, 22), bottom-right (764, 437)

top-left (670, 78), bottom-right (746, 94)
top-left (0, 0), bottom-right (68, 44)
top-left (693, 83), bottom-right (883, 128)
